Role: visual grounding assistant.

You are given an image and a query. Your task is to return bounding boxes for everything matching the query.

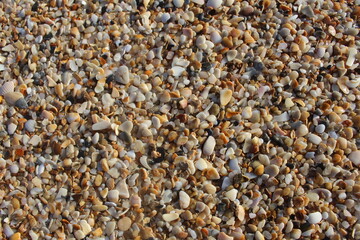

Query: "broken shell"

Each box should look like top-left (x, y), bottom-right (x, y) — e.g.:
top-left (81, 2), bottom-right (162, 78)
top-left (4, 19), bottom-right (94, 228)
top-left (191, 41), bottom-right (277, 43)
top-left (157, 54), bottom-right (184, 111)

top-left (4, 92), bottom-right (23, 106)
top-left (0, 81), bottom-right (15, 95)
top-left (220, 89), bottom-right (232, 106)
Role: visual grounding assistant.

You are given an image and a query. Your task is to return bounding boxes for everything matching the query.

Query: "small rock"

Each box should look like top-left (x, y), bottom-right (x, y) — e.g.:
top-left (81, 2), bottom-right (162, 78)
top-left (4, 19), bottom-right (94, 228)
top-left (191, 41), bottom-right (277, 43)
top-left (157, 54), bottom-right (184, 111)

top-left (240, 6), bottom-right (254, 16)
top-left (79, 220), bottom-right (92, 235)
top-left (315, 124), bottom-right (325, 133)
top-left (308, 212), bottom-right (322, 224)
top-left (163, 213), bottom-right (179, 222)
top-left (116, 66), bottom-right (130, 84)
top-left (207, 0), bottom-right (223, 8)
top-left (308, 133), bottom-right (322, 145)
top-left (242, 106), bottom-right (252, 119)
top-left (264, 165), bottom-right (279, 177)
top-left (179, 191), bottom-right (190, 209)
top-left (119, 121), bottom-right (133, 133)
top-left (120, 131), bottom-right (133, 144)
top-left (9, 232), bottom-right (21, 240)
top-left (255, 231), bottom-right (265, 240)
top-left (254, 165), bottom-right (264, 175)
top-left (92, 121), bottom-right (111, 131)
top-left (118, 179), bottom-right (129, 198)
top-left (226, 50), bottom-right (237, 61)
top-left (205, 167), bottom-right (220, 180)
top-left (105, 221), bottom-right (116, 236)
top-left (25, 120), bottom-right (36, 132)
top-left (236, 205), bottom-right (245, 221)
top-left (7, 123), bottom-right (17, 135)
top-left (210, 31), bottom-right (222, 44)
top-left (349, 151), bottom-right (360, 166)
top-left (74, 230), bottom-right (86, 240)
top-left (173, 0), bottom-right (184, 7)
top-left (218, 232), bottom-right (234, 240)
top-left (203, 136), bottom-right (216, 155)
top-left (118, 217), bottom-right (132, 231)
top-left (220, 89), bottom-right (232, 106)
top-left (161, 13), bottom-right (171, 23)
top-left (301, 5), bottom-right (315, 18)
top-left (108, 189), bottom-right (120, 202)
top-left (225, 189), bottom-right (238, 201)
top-left (295, 124), bottom-right (308, 137)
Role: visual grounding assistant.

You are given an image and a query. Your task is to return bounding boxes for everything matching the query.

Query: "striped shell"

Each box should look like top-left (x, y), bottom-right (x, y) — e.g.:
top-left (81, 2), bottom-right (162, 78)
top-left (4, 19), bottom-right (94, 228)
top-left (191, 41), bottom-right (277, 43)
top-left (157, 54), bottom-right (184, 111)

top-left (0, 81), bottom-right (15, 96)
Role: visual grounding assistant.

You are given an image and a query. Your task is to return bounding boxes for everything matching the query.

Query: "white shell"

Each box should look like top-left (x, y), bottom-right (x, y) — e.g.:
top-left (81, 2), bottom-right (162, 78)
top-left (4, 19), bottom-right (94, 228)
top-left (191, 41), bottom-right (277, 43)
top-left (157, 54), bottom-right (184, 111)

top-left (0, 81), bottom-right (14, 95)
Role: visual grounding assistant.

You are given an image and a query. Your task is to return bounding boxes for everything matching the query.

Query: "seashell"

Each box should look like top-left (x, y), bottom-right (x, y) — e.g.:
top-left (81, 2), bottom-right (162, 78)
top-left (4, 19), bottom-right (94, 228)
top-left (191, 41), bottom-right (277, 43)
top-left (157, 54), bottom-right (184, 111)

top-left (0, 81), bottom-right (14, 95)
top-left (4, 92), bottom-right (24, 106)
top-left (115, 66), bottom-right (130, 84)
top-left (15, 98), bottom-right (28, 109)
top-left (220, 89), bottom-right (232, 106)
top-left (337, 76), bottom-right (349, 94)
top-left (7, 123), bottom-right (17, 135)
top-left (170, 66), bottom-right (185, 77)
top-left (92, 121), bottom-right (111, 131)
top-left (25, 120), bottom-right (36, 132)
top-left (346, 78), bottom-right (360, 89)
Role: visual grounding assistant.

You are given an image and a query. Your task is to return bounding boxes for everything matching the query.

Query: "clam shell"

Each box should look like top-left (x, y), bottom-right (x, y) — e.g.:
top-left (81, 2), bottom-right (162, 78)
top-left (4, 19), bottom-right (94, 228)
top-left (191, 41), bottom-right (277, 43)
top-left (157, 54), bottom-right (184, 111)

top-left (4, 92), bottom-right (23, 106)
top-left (0, 81), bottom-right (15, 95)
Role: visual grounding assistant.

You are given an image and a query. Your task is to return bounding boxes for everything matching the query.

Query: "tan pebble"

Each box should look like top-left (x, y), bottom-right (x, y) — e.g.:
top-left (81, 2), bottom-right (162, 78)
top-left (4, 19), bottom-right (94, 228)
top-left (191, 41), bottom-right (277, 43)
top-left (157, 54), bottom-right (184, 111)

top-left (163, 213), bottom-right (179, 222)
top-left (218, 232), bottom-right (234, 240)
top-left (118, 179), bottom-right (129, 198)
top-left (179, 191), bottom-right (190, 209)
top-left (244, 31), bottom-right (255, 44)
top-left (92, 120), bottom-right (111, 131)
top-left (119, 121), bottom-right (133, 133)
top-left (101, 159), bottom-right (109, 172)
top-left (328, 112), bottom-right (341, 123)
top-left (92, 228), bottom-right (103, 237)
top-left (159, 91), bottom-right (171, 103)
top-left (92, 205), bottom-right (108, 211)
top-left (47, 124), bottom-right (57, 132)
top-left (204, 183), bottom-right (217, 194)
top-left (74, 230), bottom-right (86, 240)
top-left (291, 229), bottom-right (302, 239)
top-left (203, 136), bottom-right (216, 155)
top-left (67, 112), bottom-right (80, 123)
top-left (94, 174), bottom-right (102, 186)
top-left (205, 167), bottom-right (220, 180)
top-left (225, 189), bottom-right (238, 201)
top-left (105, 221), bottom-right (116, 236)
top-left (118, 217), bottom-right (132, 231)
top-left (220, 89), bottom-right (232, 106)
top-left (9, 232), bottom-right (21, 240)
top-left (79, 220), bottom-right (92, 235)
top-left (108, 189), bottom-right (120, 202)
top-left (12, 198), bottom-right (20, 209)
top-left (222, 37), bottom-right (233, 48)
top-left (352, 115), bottom-right (360, 128)
top-left (254, 165), bottom-right (264, 175)
top-left (236, 205), bottom-right (245, 221)
top-left (255, 231), bottom-right (265, 240)
top-left (295, 124), bottom-right (308, 137)
top-left (41, 110), bottom-right (54, 121)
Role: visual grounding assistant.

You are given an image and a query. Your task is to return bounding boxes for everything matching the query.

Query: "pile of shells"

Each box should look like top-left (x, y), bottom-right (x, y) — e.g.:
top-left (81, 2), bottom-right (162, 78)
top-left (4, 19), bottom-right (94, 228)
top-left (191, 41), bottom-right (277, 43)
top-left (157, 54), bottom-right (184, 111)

top-left (0, 0), bottom-right (359, 240)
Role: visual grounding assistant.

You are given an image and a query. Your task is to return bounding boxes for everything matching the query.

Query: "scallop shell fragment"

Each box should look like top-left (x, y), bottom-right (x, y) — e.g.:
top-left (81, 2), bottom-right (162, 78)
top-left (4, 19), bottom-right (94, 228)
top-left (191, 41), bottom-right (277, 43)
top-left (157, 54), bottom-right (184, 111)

top-left (0, 81), bottom-right (14, 95)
